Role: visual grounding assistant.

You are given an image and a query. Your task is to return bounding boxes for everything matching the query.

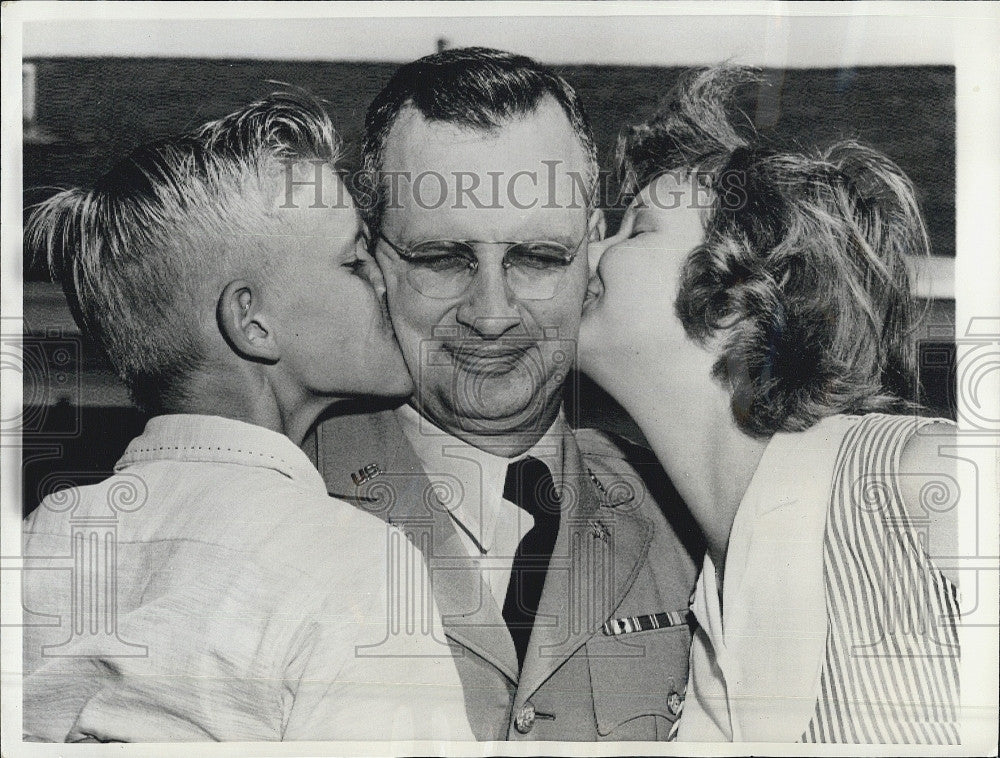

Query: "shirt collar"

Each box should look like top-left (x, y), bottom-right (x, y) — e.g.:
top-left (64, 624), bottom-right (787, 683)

top-left (683, 415), bottom-right (858, 742)
top-left (115, 414), bottom-right (328, 495)
top-left (688, 428), bottom-right (791, 651)
top-left (396, 403), bottom-right (567, 550)
top-left (396, 403), bottom-right (566, 476)
top-left (687, 414), bottom-right (859, 654)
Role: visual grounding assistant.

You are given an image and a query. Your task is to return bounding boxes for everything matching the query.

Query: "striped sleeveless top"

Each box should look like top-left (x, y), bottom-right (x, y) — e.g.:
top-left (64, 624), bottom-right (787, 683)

top-left (801, 413), bottom-right (960, 743)
top-left (679, 413), bottom-right (960, 744)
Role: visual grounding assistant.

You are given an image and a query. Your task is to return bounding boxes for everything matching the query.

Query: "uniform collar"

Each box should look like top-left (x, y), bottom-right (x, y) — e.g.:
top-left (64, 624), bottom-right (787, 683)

top-left (116, 414), bottom-right (328, 495)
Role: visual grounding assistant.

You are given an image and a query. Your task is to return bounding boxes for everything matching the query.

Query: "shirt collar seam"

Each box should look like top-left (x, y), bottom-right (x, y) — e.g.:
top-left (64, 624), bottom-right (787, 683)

top-left (118, 444), bottom-right (323, 491)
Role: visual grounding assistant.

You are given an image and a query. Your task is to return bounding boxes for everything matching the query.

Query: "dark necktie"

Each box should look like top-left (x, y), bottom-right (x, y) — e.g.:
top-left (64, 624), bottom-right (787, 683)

top-left (502, 456), bottom-right (561, 671)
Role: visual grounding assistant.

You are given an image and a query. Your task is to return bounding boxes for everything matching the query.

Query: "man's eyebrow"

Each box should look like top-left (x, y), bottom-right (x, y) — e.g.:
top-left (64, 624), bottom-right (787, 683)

top-left (516, 225), bottom-right (582, 243)
top-left (403, 232), bottom-right (582, 246)
top-left (525, 233), bottom-right (578, 247)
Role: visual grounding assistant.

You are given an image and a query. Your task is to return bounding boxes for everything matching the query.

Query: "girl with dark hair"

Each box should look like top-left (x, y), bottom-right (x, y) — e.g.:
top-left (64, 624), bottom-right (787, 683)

top-left (579, 67), bottom-right (960, 744)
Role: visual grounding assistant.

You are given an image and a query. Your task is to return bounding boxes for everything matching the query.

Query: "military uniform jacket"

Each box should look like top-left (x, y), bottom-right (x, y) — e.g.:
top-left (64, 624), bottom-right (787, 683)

top-left (304, 407), bottom-right (703, 741)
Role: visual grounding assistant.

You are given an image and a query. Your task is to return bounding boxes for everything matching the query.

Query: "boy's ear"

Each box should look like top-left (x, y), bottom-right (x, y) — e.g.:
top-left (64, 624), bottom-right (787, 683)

top-left (217, 280), bottom-right (280, 363)
top-left (588, 208), bottom-right (607, 241)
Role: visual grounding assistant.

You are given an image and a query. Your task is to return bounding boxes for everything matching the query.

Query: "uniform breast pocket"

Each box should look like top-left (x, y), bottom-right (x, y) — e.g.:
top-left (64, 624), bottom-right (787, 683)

top-left (586, 625), bottom-right (692, 739)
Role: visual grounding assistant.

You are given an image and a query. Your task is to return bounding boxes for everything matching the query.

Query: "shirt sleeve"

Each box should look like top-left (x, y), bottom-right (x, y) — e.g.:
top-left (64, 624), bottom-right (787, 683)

top-left (281, 527), bottom-right (474, 742)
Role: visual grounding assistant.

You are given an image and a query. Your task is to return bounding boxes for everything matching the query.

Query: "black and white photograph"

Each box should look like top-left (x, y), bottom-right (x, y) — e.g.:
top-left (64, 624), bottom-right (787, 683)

top-left (1, 2), bottom-right (998, 755)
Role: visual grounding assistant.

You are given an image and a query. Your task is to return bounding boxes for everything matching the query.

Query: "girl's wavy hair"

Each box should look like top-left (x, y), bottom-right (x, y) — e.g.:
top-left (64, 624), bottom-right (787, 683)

top-left (617, 67), bottom-right (929, 436)
top-left (26, 91), bottom-right (341, 414)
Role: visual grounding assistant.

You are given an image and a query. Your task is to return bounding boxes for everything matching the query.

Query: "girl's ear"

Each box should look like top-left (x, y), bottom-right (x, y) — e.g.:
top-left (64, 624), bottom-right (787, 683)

top-left (217, 280), bottom-right (280, 363)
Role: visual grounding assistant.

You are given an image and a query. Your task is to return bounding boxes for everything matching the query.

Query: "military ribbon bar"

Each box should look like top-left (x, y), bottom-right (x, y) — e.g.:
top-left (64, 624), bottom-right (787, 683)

top-left (601, 609), bottom-right (690, 636)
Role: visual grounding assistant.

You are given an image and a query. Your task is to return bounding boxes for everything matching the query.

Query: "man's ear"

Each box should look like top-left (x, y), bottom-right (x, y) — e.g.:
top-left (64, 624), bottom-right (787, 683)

top-left (588, 208), bottom-right (607, 241)
top-left (217, 280), bottom-right (280, 363)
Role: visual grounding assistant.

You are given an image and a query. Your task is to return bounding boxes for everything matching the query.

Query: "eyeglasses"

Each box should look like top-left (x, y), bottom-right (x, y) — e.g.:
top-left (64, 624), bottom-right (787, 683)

top-left (376, 231), bottom-right (586, 300)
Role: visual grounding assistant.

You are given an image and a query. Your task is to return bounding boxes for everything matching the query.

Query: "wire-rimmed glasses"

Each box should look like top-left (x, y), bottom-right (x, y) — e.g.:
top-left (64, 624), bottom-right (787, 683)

top-left (377, 231), bottom-right (586, 300)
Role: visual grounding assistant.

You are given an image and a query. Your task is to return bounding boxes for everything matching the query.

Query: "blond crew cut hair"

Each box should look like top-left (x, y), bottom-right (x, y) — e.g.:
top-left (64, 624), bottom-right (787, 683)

top-left (27, 91), bottom-right (342, 413)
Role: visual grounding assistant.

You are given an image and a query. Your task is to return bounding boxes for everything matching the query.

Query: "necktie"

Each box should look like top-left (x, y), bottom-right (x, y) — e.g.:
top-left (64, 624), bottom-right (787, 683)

top-left (502, 456), bottom-right (561, 671)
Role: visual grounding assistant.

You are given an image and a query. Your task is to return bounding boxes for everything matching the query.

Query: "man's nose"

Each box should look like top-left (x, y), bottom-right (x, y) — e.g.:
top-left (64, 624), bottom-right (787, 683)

top-left (455, 260), bottom-right (522, 339)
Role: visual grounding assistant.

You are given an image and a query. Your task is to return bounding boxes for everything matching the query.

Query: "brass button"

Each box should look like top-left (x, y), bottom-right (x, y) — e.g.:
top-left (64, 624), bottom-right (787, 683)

top-left (514, 701), bottom-right (536, 734)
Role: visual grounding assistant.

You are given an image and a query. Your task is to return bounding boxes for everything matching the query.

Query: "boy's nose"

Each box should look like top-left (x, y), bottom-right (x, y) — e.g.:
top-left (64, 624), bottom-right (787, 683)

top-left (587, 237), bottom-right (610, 277)
top-left (364, 258), bottom-right (388, 297)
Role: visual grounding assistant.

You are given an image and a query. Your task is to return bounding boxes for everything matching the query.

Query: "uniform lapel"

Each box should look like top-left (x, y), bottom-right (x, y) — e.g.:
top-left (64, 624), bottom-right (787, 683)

top-left (313, 407), bottom-right (518, 682)
top-left (516, 430), bottom-right (653, 701)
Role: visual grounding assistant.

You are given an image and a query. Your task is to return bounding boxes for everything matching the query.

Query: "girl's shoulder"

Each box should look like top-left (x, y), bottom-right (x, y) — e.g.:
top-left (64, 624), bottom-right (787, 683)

top-left (826, 412), bottom-right (959, 586)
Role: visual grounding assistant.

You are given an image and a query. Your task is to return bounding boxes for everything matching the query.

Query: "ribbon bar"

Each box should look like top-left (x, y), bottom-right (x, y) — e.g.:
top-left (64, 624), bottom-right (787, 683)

top-left (601, 609), bottom-right (691, 636)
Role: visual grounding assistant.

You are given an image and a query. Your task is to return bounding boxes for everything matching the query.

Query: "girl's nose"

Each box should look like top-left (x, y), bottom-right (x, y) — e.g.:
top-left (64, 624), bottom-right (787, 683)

top-left (589, 210), bottom-right (636, 276)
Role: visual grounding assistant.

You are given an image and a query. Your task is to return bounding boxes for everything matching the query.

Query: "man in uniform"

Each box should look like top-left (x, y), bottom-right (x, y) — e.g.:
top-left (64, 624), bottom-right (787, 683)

top-left (305, 47), bottom-right (702, 741)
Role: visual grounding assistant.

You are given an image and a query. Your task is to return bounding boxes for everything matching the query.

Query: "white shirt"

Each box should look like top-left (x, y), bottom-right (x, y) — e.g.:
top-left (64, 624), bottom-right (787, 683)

top-left (679, 415), bottom-right (854, 742)
top-left (396, 404), bottom-right (565, 609)
top-left (23, 414), bottom-right (474, 742)
top-left (679, 413), bottom-right (960, 744)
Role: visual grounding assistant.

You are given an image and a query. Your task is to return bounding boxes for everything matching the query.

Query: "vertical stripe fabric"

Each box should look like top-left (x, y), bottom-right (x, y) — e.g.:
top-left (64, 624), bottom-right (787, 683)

top-left (801, 414), bottom-right (960, 744)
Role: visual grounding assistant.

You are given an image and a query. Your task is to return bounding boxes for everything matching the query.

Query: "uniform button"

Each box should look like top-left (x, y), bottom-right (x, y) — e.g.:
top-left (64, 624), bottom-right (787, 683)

top-left (514, 701), bottom-right (536, 734)
top-left (667, 689), bottom-right (684, 716)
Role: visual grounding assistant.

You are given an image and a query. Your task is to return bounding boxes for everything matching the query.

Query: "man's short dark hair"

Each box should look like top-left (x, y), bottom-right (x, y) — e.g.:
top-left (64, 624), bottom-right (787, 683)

top-left (361, 46), bottom-right (599, 231)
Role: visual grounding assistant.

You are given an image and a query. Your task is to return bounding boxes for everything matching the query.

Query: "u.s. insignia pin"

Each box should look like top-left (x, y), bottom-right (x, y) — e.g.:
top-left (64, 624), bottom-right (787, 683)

top-left (590, 520), bottom-right (610, 542)
top-left (351, 463), bottom-right (383, 486)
